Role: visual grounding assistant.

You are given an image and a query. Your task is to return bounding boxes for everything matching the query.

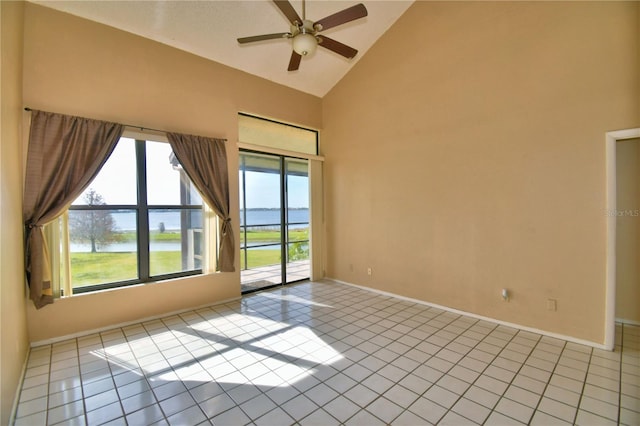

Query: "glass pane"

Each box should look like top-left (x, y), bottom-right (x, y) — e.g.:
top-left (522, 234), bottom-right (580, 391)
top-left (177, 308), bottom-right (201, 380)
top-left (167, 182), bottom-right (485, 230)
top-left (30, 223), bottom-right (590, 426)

top-left (287, 240), bottom-right (310, 283)
top-left (239, 152), bottom-right (283, 292)
top-left (246, 245), bottom-right (281, 269)
top-left (287, 241), bottom-right (309, 262)
top-left (73, 138), bottom-right (137, 205)
top-left (239, 169), bottom-right (245, 225)
top-left (243, 225), bottom-right (281, 249)
top-left (288, 225), bottom-right (309, 243)
top-left (149, 208), bottom-right (203, 277)
top-left (187, 182), bottom-right (203, 205)
top-left (146, 140), bottom-right (202, 206)
top-left (286, 159), bottom-right (309, 229)
top-left (242, 154), bottom-right (282, 256)
top-left (69, 208), bottom-right (138, 288)
top-left (240, 248), bottom-right (246, 270)
top-left (287, 207), bottom-right (309, 225)
top-left (285, 157), bottom-right (310, 282)
top-left (240, 246), bottom-right (282, 292)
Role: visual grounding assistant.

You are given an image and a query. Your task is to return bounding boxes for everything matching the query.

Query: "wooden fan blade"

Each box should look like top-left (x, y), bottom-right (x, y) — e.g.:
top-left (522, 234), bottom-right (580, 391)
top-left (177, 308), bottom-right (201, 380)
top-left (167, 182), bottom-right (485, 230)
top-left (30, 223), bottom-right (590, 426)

top-left (317, 35), bottom-right (358, 59)
top-left (273, 0), bottom-right (302, 25)
top-left (238, 33), bottom-right (290, 44)
top-left (288, 51), bottom-right (302, 71)
top-left (314, 3), bottom-right (367, 32)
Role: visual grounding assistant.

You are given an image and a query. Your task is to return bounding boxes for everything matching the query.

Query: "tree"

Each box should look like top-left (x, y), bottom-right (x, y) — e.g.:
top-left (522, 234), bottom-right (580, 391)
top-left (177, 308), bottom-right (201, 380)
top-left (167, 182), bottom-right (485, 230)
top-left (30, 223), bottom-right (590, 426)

top-left (288, 241), bottom-right (309, 262)
top-left (69, 189), bottom-right (118, 253)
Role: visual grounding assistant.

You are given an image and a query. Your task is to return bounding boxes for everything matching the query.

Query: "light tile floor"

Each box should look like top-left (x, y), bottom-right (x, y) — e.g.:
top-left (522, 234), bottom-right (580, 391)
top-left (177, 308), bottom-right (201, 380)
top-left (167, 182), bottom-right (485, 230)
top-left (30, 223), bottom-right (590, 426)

top-left (13, 280), bottom-right (640, 425)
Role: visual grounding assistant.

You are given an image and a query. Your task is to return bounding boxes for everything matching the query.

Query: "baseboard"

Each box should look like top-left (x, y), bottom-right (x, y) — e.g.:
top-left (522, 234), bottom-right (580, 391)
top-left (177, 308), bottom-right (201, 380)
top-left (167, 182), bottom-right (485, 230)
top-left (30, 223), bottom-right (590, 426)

top-left (326, 278), bottom-right (608, 350)
top-left (9, 346), bottom-right (31, 426)
top-left (31, 296), bottom-right (242, 347)
top-left (616, 317), bottom-right (640, 326)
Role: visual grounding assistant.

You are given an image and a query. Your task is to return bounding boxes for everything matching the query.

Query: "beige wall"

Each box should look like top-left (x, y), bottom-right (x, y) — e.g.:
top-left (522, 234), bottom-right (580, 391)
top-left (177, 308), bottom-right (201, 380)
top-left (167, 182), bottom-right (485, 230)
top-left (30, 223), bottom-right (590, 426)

top-left (22, 3), bottom-right (322, 342)
top-left (1, 1), bottom-right (30, 424)
top-left (322, 1), bottom-right (640, 344)
top-left (12, 1), bottom-right (640, 347)
top-left (616, 138), bottom-right (640, 324)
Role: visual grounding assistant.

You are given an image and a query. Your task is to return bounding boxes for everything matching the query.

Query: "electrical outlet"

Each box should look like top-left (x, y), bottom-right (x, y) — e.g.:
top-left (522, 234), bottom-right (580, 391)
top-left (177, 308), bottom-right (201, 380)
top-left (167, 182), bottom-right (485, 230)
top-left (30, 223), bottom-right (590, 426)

top-left (367, 267), bottom-right (372, 276)
top-left (546, 299), bottom-right (557, 312)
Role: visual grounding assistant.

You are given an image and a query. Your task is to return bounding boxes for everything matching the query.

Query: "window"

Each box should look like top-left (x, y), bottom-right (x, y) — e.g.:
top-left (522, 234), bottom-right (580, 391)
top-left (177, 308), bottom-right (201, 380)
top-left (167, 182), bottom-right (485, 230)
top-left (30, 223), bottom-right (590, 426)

top-left (238, 113), bottom-right (318, 155)
top-left (66, 137), bottom-right (205, 293)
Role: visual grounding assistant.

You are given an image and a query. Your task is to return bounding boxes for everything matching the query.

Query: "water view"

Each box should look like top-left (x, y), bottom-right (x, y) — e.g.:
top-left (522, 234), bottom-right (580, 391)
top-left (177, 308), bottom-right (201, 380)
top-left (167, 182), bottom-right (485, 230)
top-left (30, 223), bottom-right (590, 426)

top-left (69, 209), bottom-right (310, 253)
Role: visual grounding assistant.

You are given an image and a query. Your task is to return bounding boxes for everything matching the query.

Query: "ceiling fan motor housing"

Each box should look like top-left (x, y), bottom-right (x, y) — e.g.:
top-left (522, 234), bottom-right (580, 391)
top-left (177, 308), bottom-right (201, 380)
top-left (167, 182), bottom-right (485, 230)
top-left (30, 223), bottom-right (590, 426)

top-left (291, 20), bottom-right (318, 56)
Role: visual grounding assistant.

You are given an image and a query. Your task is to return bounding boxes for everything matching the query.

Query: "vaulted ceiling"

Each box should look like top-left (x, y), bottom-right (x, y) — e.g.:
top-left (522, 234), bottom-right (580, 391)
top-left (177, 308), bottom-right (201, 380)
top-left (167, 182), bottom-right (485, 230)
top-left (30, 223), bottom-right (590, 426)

top-left (31, 0), bottom-right (414, 97)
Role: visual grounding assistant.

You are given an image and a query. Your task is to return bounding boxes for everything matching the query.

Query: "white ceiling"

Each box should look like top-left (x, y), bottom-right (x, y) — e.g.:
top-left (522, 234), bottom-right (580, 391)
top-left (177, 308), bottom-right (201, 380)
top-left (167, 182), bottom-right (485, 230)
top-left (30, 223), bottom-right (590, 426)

top-left (32, 0), bottom-right (414, 97)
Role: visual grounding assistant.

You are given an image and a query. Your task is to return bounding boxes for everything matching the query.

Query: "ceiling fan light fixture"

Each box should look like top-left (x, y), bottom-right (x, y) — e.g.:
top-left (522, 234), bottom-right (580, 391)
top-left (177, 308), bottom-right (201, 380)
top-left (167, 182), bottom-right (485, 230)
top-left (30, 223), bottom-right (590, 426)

top-left (238, 0), bottom-right (368, 70)
top-left (293, 32), bottom-right (317, 56)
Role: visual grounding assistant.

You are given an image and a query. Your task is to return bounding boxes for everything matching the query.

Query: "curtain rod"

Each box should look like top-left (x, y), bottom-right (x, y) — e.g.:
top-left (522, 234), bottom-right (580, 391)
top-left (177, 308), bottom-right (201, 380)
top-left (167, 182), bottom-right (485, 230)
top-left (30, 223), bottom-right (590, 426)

top-left (24, 107), bottom-right (224, 139)
top-left (24, 107), bottom-right (167, 135)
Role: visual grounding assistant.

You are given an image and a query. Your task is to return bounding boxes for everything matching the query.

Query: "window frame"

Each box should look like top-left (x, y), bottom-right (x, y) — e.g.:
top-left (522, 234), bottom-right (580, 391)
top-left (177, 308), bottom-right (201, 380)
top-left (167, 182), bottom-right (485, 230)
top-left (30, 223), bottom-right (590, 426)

top-left (68, 137), bottom-right (205, 294)
top-left (238, 112), bottom-right (319, 156)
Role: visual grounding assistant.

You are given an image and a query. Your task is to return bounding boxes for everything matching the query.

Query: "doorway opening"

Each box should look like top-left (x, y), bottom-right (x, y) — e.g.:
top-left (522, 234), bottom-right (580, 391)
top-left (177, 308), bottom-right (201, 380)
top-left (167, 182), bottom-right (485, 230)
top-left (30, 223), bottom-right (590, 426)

top-left (239, 151), bottom-right (310, 293)
top-left (605, 128), bottom-right (640, 350)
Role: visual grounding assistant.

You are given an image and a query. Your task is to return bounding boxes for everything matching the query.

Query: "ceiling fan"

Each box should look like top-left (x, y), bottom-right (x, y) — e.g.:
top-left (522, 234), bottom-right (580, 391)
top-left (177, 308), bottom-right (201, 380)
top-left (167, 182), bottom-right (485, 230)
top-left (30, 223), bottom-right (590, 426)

top-left (237, 0), bottom-right (368, 71)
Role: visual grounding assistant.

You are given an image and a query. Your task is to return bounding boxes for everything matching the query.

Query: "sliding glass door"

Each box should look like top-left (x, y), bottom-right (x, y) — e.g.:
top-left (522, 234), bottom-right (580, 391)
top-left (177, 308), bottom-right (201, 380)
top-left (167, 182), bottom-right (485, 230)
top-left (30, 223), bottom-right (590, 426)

top-left (239, 151), bottom-right (310, 293)
top-left (285, 158), bottom-right (311, 283)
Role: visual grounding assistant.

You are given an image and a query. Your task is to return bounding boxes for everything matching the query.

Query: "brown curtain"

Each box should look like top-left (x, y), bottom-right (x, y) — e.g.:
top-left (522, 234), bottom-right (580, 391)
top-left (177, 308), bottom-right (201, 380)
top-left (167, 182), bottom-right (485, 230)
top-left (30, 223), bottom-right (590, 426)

top-left (166, 133), bottom-right (235, 272)
top-left (24, 110), bottom-right (123, 308)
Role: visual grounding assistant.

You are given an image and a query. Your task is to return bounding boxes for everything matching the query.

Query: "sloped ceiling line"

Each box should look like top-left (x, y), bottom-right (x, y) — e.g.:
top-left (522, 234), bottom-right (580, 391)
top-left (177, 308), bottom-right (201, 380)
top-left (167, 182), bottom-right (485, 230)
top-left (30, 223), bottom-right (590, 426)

top-left (31, 0), bottom-right (414, 97)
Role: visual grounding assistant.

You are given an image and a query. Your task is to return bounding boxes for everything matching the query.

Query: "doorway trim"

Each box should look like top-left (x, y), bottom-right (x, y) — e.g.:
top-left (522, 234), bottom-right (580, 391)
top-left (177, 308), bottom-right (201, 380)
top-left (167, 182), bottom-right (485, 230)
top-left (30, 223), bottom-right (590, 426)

top-left (604, 127), bottom-right (640, 350)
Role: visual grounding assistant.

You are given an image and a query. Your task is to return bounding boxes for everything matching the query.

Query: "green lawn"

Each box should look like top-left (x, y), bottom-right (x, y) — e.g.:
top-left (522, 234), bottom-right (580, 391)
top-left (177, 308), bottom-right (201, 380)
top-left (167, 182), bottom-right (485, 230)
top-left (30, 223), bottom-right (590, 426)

top-left (243, 228), bottom-right (308, 243)
top-left (70, 228), bottom-right (308, 288)
top-left (115, 228), bottom-right (308, 243)
top-left (239, 249), bottom-right (281, 270)
top-left (71, 251), bottom-right (182, 287)
top-left (71, 252), bottom-right (137, 286)
top-left (116, 230), bottom-right (183, 242)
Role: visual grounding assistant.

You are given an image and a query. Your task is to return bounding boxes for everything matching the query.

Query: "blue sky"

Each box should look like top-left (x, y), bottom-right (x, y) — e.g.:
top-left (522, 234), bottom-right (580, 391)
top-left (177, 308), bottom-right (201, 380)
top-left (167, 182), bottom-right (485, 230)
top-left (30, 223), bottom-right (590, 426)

top-left (75, 137), bottom-right (309, 210)
top-left (240, 171), bottom-right (308, 209)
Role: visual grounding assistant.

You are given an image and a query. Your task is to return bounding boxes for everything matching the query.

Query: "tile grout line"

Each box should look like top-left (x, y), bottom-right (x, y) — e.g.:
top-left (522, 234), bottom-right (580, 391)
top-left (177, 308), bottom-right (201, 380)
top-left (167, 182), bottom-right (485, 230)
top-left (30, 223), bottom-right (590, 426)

top-left (260, 286), bottom-right (364, 424)
top-left (372, 311), bottom-right (486, 424)
top-left (379, 305), bottom-right (499, 423)
top-left (162, 317), bottom-right (211, 423)
top-left (118, 326), bottom-right (164, 425)
top-left (618, 323), bottom-right (624, 425)
top-left (427, 320), bottom-right (515, 425)
top-left (351, 307), bottom-right (510, 425)
top-left (298, 294), bottom-right (474, 425)
top-left (305, 294), bottom-right (426, 421)
top-left (476, 330), bottom-right (545, 425)
top-left (14, 282), bottom-right (638, 426)
top-left (291, 294), bottom-right (431, 424)
top-left (76, 338), bottom-right (89, 426)
top-left (526, 339), bottom-right (569, 424)
top-left (191, 305), bottom-right (281, 424)
top-left (571, 341), bottom-right (594, 425)
top-left (46, 345), bottom-right (53, 426)
top-left (113, 329), bottom-right (137, 426)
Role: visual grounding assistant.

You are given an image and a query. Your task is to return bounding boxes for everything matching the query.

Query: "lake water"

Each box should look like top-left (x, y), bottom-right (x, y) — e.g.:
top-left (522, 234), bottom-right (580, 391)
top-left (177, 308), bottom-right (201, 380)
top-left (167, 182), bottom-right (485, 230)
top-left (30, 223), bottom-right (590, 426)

top-left (240, 209), bottom-right (309, 226)
top-left (71, 209), bottom-right (309, 253)
top-left (105, 209), bottom-right (309, 231)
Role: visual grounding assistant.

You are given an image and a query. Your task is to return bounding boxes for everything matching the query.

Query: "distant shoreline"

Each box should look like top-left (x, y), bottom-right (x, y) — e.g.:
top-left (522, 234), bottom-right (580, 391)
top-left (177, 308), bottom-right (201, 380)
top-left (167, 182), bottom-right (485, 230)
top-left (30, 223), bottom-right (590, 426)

top-left (240, 207), bottom-right (309, 211)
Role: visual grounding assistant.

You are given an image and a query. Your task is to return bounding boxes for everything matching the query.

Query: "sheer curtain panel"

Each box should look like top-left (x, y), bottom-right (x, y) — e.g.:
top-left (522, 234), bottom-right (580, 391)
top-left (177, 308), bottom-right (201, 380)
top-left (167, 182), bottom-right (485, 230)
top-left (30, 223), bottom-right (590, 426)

top-left (166, 133), bottom-right (235, 272)
top-left (23, 110), bottom-right (123, 308)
